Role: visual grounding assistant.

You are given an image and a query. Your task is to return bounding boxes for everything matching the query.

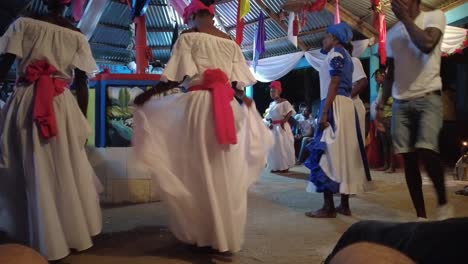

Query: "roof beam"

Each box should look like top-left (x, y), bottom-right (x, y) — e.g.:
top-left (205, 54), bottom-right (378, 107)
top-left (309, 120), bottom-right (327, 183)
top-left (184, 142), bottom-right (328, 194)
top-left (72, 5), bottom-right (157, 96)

top-left (225, 17), bottom-right (272, 31)
top-left (241, 27), bottom-right (326, 51)
top-left (324, 3), bottom-right (378, 39)
top-left (253, 0), bottom-right (309, 51)
top-left (440, 0), bottom-right (466, 12)
top-left (91, 42), bottom-right (171, 50)
top-left (98, 22), bottom-right (174, 33)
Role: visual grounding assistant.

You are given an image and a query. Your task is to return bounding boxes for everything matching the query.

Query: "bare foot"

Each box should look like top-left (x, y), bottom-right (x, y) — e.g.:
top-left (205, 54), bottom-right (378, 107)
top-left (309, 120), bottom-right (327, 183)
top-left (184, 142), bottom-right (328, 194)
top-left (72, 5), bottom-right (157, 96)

top-left (385, 168), bottom-right (396, 174)
top-left (335, 205), bottom-right (352, 216)
top-left (305, 208), bottom-right (336, 218)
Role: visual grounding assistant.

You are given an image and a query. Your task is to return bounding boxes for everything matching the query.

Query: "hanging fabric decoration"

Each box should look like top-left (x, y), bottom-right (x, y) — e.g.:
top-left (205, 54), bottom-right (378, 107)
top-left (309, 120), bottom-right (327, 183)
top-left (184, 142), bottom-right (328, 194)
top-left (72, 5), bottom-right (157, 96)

top-left (441, 28), bottom-right (468, 56)
top-left (371, 0), bottom-right (389, 65)
top-left (293, 14), bottom-right (299, 36)
top-left (72, 0), bottom-right (87, 21)
top-left (334, 0), bottom-right (341, 24)
top-left (378, 12), bottom-right (387, 65)
top-left (236, 0), bottom-right (251, 45)
top-left (253, 12), bottom-right (266, 72)
top-left (288, 12), bottom-right (298, 47)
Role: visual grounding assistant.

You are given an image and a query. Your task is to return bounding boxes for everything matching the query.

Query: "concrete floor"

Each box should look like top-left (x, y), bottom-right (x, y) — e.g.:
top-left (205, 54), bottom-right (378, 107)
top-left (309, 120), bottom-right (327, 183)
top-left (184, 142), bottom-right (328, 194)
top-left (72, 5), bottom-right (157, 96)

top-left (61, 167), bottom-right (468, 264)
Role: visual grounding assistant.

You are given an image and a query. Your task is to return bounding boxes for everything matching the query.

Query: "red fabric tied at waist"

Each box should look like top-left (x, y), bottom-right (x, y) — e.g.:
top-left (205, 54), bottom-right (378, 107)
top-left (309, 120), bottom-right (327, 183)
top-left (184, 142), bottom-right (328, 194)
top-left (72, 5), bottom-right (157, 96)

top-left (189, 69), bottom-right (237, 145)
top-left (272, 120), bottom-right (284, 125)
top-left (21, 60), bottom-right (68, 139)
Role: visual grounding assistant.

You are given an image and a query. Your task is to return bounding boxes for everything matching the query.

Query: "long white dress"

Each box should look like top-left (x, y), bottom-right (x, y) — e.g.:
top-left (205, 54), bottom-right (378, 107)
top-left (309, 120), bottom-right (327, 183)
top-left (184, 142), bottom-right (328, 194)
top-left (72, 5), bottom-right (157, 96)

top-left (0, 18), bottom-right (102, 260)
top-left (132, 33), bottom-right (273, 253)
top-left (264, 101), bottom-right (296, 171)
top-left (306, 47), bottom-right (368, 195)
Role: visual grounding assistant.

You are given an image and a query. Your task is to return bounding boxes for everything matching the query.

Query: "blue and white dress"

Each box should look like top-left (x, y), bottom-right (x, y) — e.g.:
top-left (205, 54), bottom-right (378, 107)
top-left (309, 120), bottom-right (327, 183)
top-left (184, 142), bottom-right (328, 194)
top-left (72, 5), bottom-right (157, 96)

top-left (305, 47), bottom-right (370, 194)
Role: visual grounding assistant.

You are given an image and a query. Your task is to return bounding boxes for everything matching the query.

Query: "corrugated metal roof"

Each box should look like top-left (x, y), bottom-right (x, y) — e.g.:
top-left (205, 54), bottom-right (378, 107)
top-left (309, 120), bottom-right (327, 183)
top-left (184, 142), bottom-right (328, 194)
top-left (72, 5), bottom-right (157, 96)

top-left (12, 0), bottom-right (465, 64)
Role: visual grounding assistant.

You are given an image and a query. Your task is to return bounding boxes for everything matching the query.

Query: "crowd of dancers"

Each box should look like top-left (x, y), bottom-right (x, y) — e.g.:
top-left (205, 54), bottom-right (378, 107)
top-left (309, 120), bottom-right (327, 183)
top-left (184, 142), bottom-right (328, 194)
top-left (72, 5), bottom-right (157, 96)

top-left (0, 0), bottom-right (461, 262)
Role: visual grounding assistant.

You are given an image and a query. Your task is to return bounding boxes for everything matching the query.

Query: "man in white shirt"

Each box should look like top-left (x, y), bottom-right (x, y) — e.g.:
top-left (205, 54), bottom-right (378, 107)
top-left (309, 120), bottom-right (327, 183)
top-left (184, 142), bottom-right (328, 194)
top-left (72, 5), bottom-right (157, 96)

top-left (379, 0), bottom-right (452, 220)
top-left (294, 104), bottom-right (315, 164)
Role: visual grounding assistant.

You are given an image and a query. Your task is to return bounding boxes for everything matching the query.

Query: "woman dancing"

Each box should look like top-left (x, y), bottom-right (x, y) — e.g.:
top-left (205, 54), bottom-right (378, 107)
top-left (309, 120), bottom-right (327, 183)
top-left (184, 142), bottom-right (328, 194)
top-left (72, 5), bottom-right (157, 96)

top-left (264, 81), bottom-right (296, 173)
top-left (133, 0), bottom-right (273, 253)
top-left (305, 23), bottom-right (370, 218)
top-left (0, 0), bottom-right (102, 260)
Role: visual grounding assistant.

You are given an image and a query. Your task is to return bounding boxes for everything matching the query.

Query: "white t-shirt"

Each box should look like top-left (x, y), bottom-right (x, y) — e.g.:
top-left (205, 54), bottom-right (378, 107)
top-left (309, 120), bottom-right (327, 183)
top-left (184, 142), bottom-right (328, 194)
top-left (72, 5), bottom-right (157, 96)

top-left (386, 10), bottom-right (446, 100)
top-left (351, 57), bottom-right (367, 83)
top-left (351, 57), bottom-right (367, 99)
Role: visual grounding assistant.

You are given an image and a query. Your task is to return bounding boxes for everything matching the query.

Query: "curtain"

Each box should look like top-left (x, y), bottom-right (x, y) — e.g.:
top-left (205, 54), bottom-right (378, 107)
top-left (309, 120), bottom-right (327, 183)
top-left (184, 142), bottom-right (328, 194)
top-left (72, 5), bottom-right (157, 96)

top-left (248, 39), bottom-right (371, 81)
top-left (248, 51), bottom-right (304, 83)
top-left (442, 25), bottom-right (467, 54)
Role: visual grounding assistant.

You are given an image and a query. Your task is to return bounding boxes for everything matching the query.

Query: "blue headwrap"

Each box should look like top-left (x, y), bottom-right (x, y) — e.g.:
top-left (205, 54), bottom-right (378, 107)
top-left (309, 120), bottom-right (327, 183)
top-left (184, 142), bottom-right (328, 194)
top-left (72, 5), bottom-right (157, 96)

top-left (327, 22), bottom-right (353, 44)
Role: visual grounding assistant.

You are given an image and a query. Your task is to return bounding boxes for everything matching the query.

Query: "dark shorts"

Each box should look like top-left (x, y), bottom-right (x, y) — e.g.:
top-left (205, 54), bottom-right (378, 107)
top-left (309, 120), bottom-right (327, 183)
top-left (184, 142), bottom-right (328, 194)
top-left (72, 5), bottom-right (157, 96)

top-left (391, 94), bottom-right (442, 154)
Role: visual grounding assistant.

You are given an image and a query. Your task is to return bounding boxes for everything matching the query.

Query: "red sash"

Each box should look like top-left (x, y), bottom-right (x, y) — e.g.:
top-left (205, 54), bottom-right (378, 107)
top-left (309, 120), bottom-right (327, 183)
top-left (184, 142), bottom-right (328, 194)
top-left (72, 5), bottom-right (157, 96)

top-left (189, 69), bottom-right (237, 145)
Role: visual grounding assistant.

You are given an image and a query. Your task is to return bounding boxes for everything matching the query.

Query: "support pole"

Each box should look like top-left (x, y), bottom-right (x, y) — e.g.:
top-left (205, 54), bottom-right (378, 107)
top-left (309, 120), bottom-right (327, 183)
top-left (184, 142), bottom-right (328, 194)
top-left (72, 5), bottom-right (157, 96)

top-left (134, 15), bottom-right (149, 74)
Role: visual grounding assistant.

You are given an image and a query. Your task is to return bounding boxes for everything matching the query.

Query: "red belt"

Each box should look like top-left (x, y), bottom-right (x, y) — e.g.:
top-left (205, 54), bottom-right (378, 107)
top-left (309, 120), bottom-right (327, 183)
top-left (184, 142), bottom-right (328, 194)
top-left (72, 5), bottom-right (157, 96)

top-left (19, 60), bottom-right (68, 139)
top-left (189, 69), bottom-right (237, 145)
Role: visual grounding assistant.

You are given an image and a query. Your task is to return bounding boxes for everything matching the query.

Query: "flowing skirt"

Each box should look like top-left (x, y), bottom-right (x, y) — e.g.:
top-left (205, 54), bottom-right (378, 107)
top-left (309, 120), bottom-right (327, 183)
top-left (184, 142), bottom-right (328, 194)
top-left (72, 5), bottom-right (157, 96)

top-left (266, 122), bottom-right (296, 171)
top-left (305, 96), bottom-right (369, 194)
top-left (133, 91), bottom-right (273, 253)
top-left (0, 86), bottom-right (102, 260)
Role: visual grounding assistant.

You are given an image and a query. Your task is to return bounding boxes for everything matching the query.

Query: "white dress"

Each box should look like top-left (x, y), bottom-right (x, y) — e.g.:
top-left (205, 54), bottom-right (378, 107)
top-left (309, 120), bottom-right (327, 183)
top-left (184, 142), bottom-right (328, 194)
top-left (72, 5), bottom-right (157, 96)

top-left (306, 48), bottom-right (368, 194)
top-left (264, 101), bottom-right (296, 171)
top-left (132, 33), bottom-right (273, 253)
top-left (0, 18), bottom-right (102, 260)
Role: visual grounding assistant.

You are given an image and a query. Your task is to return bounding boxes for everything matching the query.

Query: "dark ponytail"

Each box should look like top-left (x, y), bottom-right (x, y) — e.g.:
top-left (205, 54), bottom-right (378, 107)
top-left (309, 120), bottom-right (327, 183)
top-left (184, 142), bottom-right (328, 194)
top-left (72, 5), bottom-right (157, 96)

top-left (200, 0), bottom-right (215, 6)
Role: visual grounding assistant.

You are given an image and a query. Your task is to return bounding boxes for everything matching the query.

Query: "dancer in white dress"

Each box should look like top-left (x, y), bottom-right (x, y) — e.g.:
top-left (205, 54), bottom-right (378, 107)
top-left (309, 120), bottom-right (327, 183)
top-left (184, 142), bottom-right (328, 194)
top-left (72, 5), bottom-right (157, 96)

top-left (305, 23), bottom-right (370, 218)
top-left (264, 81), bottom-right (296, 173)
top-left (132, 0), bottom-right (273, 253)
top-left (0, 0), bottom-right (102, 260)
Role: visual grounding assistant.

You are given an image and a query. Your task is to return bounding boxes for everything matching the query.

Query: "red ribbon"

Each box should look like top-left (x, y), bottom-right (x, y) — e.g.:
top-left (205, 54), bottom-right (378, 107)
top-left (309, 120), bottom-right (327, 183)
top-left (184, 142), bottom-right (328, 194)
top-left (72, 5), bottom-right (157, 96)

top-left (189, 69), bottom-right (237, 145)
top-left (22, 60), bottom-right (68, 139)
top-left (378, 13), bottom-right (387, 65)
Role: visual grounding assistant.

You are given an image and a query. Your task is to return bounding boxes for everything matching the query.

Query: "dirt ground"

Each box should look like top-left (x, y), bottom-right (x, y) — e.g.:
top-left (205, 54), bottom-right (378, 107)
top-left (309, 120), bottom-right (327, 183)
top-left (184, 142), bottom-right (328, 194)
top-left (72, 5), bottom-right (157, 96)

top-left (60, 167), bottom-right (468, 264)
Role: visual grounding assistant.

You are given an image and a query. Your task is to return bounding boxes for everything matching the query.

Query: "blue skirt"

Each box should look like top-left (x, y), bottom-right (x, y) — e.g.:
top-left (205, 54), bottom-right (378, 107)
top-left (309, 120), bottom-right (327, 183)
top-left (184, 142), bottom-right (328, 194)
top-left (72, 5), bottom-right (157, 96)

top-left (305, 99), bottom-right (370, 194)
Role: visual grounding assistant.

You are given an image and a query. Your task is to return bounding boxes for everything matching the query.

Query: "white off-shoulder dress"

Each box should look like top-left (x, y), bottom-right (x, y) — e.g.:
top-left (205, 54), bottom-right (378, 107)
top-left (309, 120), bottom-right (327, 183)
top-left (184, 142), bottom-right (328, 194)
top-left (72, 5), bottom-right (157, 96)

top-left (0, 18), bottom-right (102, 260)
top-left (133, 32), bottom-right (273, 253)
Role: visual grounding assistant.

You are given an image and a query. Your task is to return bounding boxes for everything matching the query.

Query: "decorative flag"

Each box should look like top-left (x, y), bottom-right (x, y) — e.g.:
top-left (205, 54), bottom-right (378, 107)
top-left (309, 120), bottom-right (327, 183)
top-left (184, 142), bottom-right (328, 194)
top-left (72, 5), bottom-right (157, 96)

top-left (378, 13), bottom-right (387, 65)
top-left (253, 12), bottom-right (266, 72)
top-left (73, 0), bottom-right (87, 21)
top-left (236, 0), bottom-right (251, 45)
top-left (334, 0), bottom-right (341, 24)
top-left (170, 22), bottom-right (179, 52)
top-left (240, 0), bottom-right (251, 18)
top-left (287, 12), bottom-right (297, 47)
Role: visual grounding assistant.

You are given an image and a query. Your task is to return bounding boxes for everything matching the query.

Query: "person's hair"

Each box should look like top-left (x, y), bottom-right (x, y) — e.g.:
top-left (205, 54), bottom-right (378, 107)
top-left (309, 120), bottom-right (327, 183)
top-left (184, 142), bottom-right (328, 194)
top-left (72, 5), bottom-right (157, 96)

top-left (299, 103), bottom-right (307, 109)
top-left (43, 0), bottom-right (70, 15)
top-left (344, 42), bottom-right (354, 55)
top-left (373, 68), bottom-right (386, 77)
